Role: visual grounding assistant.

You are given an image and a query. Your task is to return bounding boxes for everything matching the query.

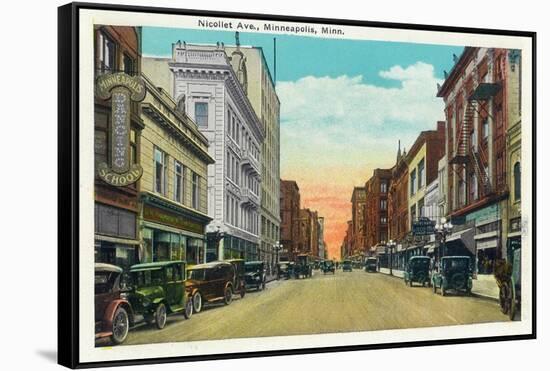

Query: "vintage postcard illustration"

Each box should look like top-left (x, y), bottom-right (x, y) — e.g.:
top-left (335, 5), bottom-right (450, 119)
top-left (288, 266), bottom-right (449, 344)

top-left (58, 4), bottom-right (535, 367)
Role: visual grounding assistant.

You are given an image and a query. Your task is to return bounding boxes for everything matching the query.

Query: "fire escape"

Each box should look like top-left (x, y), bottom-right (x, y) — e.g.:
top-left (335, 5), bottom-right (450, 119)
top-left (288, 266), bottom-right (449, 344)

top-left (449, 82), bottom-right (501, 202)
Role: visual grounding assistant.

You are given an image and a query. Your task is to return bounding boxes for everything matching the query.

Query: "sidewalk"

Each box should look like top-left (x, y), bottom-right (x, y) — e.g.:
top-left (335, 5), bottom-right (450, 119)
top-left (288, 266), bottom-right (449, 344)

top-left (471, 274), bottom-right (499, 301)
top-left (377, 268), bottom-right (499, 301)
top-left (378, 267), bottom-right (404, 278)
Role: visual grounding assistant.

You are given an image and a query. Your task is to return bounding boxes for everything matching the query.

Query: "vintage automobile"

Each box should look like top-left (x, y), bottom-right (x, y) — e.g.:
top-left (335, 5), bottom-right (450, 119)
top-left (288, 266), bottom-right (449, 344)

top-left (294, 254), bottom-right (312, 279)
top-left (277, 261), bottom-right (293, 280)
top-left (244, 261), bottom-right (267, 291)
top-left (186, 261), bottom-right (236, 313)
top-left (128, 261), bottom-right (192, 330)
top-left (342, 259), bottom-right (353, 272)
top-left (403, 256), bottom-right (431, 287)
top-left (321, 260), bottom-right (336, 274)
top-left (364, 257), bottom-right (378, 272)
top-left (95, 263), bottom-right (134, 345)
top-left (432, 256), bottom-right (473, 296)
top-left (225, 258), bottom-right (246, 298)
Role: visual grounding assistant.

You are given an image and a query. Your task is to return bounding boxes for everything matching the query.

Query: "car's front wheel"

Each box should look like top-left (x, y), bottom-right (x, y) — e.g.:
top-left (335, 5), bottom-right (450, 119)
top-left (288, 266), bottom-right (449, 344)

top-left (224, 286), bottom-right (233, 305)
top-left (192, 292), bottom-right (203, 313)
top-left (154, 303), bottom-right (167, 329)
top-left (111, 306), bottom-right (129, 345)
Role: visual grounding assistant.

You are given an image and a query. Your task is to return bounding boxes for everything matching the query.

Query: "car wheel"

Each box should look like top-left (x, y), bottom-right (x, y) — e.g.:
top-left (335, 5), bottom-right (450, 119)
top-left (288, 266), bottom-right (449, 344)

top-left (224, 286), bottom-right (233, 305)
top-left (111, 306), bottom-right (129, 345)
top-left (183, 297), bottom-right (193, 319)
top-left (262, 280), bottom-right (266, 290)
top-left (192, 291), bottom-right (203, 313)
top-left (240, 286), bottom-right (246, 298)
top-left (154, 303), bottom-right (167, 329)
top-left (409, 279), bottom-right (413, 287)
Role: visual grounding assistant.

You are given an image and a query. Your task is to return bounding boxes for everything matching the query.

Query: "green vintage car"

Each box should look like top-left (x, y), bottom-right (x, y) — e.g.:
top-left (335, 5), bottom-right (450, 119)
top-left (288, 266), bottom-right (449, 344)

top-left (128, 261), bottom-right (193, 329)
top-left (403, 256), bottom-right (431, 287)
top-left (432, 256), bottom-right (473, 296)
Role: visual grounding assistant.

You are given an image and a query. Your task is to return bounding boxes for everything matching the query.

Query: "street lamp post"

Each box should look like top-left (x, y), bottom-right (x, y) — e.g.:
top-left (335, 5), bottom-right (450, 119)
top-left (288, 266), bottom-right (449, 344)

top-left (387, 239), bottom-right (396, 276)
top-left (435, 217), bottom-right (453, 263)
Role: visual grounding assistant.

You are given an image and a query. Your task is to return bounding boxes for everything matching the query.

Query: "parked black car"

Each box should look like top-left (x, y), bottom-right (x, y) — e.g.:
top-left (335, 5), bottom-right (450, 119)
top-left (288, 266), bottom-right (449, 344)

top-left (403, 256), bottom-right (431, 287)
top-left (432, 256), bottom-right (473, 296)
top-left (342, 260), bottom-right (353, 272)
top-left (364, 257), bottom-right (377, 272)
top-left (277, 261), bottom-right (292, 280)
top-left (245, 261), bottom-right (266, 291)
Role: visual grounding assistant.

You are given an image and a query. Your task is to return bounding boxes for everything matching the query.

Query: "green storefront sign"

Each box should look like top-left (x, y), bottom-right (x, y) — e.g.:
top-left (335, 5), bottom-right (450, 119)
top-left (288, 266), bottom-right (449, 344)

top-left (143, 204), bottom-right (204, 235)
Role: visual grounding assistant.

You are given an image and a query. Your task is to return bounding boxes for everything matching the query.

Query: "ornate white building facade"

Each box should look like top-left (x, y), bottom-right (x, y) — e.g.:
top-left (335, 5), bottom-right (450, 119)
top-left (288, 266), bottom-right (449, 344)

top-left (169, 42), bottom-right (265, 262)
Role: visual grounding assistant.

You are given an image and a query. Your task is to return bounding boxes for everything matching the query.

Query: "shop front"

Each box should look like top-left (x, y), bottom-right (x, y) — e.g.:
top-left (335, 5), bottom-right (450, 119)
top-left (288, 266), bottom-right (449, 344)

top-left (140, 194), bottom-right (211, 266)
top-left (94, 188), bottom-right (140, 273)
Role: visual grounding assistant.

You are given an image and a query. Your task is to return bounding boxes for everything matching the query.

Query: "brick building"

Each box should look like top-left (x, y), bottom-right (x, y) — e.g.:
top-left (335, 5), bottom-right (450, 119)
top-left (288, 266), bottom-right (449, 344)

top-left (350, 187), bottom-right (367, 256)
top-left (297, 209), bottom-right (320, 257)
top-left (280, 180), bottom-right (300, 260)
top-left (437, 47), bottom-right (515, 273)
top-left (341, 220), bottom-right (353, 259)
top-left (388, 142), bottom-right (409, 246)
top-left (365, 168), bottom-right (392, 252)
top-left (93, 26), bottom-right (144, 271)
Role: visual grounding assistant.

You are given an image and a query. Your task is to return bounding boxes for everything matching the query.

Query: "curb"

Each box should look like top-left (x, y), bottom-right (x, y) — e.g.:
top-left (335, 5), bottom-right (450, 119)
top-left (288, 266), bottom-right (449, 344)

top-left (470, 291), bottom-right (499, 302)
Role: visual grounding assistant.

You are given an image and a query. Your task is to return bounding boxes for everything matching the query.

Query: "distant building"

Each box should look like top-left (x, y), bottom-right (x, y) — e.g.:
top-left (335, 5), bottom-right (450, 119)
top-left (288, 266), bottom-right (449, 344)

top-left (280, 180), bottom-right (300, 260)
top-left (297, 209), bottom-right (320, 257)
top-left (365, 168), bottom-right (392, 252)
top-left (351, 187), bottom-right (367, 255)
top-left (318, 217), bottom-right (326, 259)
top-left (388, 141), bottom-right (409, 247)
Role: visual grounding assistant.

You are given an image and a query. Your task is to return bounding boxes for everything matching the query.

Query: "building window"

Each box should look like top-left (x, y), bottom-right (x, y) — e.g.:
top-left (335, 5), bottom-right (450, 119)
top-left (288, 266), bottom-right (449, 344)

top-left (380, 182), bottom-right (387, 193)
top-left (410, 169), bottom-right (417, 196)
top-left (174, 161), bottom-right (184, 204)
top-left (122, 54), bottom-right (135, 76)
top-left (418, 198), bottom-right (425, 217)
top-left (418, 159), bottom-right (425, 189)
top-left (195, 102), bottom-right (208, 127)
top-left (458, 179), bottom-right (466, 207)
top-left (514, 162), bottom-right (521, 201)
top-left (380, 199), bottom-right (387, 211)
top-left (97, 31), bottom-right (116, 74)
top-left (380, 216), bottom-right (387, 224)
top-left (192, 173), bottom-right (200, 209)
top-left (410, 205), bottom-right (416, 225)
top-left (154, 148), bottom-right (167, 195)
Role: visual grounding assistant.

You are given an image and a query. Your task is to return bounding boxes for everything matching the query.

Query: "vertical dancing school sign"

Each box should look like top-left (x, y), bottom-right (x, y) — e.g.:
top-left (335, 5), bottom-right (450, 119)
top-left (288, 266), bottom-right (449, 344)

top-left (95, 73), bottom-right (146, 186)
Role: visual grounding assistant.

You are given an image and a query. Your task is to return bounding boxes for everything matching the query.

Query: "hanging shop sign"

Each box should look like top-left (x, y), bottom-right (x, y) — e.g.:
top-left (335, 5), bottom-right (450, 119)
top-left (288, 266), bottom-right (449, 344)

top-left (412, 217), bottom-right (436, 236)
top-left (95, 72), bottom-right (146, 186)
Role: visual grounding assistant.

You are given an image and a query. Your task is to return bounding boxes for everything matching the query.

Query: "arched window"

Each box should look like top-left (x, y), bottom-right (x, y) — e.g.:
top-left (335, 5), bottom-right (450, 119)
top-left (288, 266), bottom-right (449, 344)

top-left (514, 162), bottom-right (521, 201)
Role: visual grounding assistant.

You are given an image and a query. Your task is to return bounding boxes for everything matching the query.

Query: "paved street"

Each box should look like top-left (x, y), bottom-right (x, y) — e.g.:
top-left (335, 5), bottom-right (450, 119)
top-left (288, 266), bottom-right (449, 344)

top-left (122, 269), bottom-right (508, 346)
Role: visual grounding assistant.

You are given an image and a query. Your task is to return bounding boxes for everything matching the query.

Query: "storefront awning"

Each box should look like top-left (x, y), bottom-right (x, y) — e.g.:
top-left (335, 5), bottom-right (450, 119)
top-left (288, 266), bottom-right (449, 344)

top-left (445, 228), bottom-right (475, 255)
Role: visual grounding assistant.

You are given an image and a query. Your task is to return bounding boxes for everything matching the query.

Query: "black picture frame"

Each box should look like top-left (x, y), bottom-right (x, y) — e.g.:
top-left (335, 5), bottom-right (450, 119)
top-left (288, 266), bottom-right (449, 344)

top-left (58, 2), bottom-right (536, 368)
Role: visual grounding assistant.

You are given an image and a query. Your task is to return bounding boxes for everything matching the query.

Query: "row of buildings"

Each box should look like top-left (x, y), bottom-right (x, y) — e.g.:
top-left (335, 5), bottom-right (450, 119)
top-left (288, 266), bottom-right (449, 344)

top-left (93, 26), bottom-right (282, 274)
top-left (341, 47), bottom-right (522, 275)
top-left (280, 180), bottom-right (327, 261)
